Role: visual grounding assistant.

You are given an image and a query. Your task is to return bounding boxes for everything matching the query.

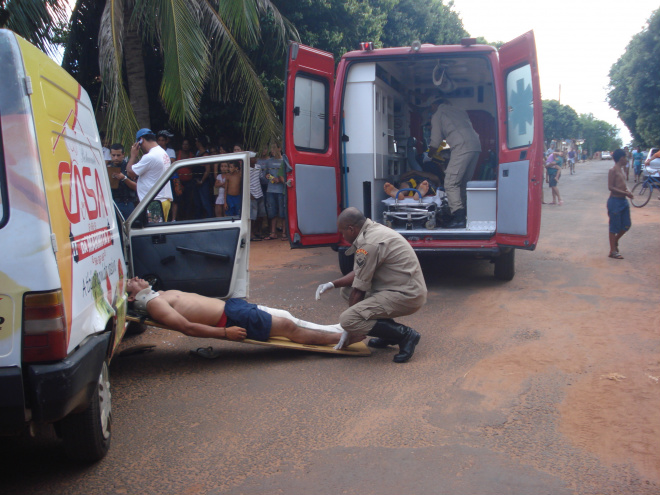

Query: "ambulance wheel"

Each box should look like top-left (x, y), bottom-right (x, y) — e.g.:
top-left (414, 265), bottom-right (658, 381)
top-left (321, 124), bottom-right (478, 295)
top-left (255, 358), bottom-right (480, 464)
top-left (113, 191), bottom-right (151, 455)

top-left (338, 248), bottom-right (354, 276)
top-left (494, 249), bottom-right (515, 281)
top-left (60, 361), bottom-right (112, 462)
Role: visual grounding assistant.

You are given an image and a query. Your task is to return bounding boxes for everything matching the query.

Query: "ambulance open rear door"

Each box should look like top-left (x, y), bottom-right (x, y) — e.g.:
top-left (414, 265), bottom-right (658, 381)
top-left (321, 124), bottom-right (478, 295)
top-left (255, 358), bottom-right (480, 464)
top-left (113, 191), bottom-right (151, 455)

top-left (494, 30), bottom-right (543, 251)
top-left (283, 42), bottom-right (341, 247)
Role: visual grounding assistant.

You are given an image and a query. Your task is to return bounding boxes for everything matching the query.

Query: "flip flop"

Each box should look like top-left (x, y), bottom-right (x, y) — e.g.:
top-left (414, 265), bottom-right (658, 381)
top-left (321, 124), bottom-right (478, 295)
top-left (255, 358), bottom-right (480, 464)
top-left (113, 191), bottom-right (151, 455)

top-left (280, 234), bottom-right (288, 241)
top-left (190, 346), bottom-right (222, 359)
top-left (608, 252), bottom-right (624, 259)
top-left (264, 234), bottom-right (278, 240)
top-left (250, 237), bottom-right (263, 242)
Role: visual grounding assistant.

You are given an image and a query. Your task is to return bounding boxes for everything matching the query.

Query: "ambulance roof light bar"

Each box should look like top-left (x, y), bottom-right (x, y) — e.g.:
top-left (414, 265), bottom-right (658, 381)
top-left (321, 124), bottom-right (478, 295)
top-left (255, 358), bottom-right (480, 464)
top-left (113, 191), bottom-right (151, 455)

top-left (360, 42), bottom-right (374, 51)
top-left (461, 38), bottom-right (477, 47)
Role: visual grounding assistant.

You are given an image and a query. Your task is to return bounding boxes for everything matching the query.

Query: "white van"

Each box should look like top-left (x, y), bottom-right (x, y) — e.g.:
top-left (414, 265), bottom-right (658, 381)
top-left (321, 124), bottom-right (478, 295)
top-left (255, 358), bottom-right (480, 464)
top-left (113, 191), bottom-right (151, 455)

top-left (0, 30), bottom-right (251, 461)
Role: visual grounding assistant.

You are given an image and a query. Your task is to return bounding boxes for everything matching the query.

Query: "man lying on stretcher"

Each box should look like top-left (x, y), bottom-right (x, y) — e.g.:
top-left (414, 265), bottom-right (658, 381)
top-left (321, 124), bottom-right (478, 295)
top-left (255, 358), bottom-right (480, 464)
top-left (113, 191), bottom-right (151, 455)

top-left (126, 277), bottom-right (342, 346)
top-left (383, 170), bottom-right (441, 200)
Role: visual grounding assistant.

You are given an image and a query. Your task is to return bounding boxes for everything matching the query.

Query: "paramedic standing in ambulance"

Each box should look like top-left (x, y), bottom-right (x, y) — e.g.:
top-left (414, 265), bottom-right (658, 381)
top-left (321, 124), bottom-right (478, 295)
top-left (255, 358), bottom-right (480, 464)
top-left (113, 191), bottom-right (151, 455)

top-left (315, 207), bottom-right (427, 363)
top-left (127, 128), bottom-right (174, 221)
top-left (428, 97), bottom-right (481, 228)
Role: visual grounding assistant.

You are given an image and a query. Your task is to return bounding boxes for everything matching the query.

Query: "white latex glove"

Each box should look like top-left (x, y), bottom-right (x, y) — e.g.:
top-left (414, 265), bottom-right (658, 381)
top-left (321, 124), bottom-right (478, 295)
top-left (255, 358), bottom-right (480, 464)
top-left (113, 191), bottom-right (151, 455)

top-left (334, 330), bottom-right (349, 350)
top-left (315, 282), bottom-right (334, 300)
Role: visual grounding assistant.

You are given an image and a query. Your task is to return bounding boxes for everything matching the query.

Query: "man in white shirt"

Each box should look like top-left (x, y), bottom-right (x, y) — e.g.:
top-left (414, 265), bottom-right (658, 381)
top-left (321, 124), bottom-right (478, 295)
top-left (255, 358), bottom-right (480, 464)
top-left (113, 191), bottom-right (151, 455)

top-left (157, 130), bottom-right (177, 162)
top-left (127, 128), bottom-right (174, 221)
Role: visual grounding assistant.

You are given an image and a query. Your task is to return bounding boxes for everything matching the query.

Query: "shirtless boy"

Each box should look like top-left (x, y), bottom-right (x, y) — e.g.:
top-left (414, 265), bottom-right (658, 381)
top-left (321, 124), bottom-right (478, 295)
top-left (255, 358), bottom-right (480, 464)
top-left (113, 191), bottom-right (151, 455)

top-left (126, 277), bottom-right (342, 345)
top-left (224, 161), bottom-right (242, 216)
top-left (606, 149), bottom-right (633, 259)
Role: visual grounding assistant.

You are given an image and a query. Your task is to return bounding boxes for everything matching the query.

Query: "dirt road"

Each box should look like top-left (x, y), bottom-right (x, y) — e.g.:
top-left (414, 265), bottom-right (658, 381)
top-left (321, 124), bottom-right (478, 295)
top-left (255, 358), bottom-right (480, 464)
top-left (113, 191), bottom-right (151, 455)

top-left (2, 159), bottom-right (658, 495)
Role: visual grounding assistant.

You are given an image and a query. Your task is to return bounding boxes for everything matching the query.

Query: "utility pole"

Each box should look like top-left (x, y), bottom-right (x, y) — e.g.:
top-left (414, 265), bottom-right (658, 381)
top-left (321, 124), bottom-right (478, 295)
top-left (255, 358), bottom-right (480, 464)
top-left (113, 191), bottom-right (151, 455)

top-left (558, 84), bottom-right (561, 104)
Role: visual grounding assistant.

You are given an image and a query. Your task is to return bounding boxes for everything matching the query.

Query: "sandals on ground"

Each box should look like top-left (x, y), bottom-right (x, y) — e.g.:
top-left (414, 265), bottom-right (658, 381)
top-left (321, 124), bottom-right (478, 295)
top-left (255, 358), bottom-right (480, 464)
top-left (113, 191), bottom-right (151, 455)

top-left (264, 234), bottom-right (278, 240)
top-left (608, 252), bottom-right (624, 259)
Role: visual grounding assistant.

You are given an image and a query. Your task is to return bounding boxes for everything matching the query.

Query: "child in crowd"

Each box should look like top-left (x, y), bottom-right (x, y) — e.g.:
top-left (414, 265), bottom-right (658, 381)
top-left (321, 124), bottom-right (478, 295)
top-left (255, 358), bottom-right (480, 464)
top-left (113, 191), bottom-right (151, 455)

top-left (546, 155), bottom-right (562, 205)
top-left (214, 162), bottom-right (228, 217)
top-left (224, 161), bottom-right (242, 216)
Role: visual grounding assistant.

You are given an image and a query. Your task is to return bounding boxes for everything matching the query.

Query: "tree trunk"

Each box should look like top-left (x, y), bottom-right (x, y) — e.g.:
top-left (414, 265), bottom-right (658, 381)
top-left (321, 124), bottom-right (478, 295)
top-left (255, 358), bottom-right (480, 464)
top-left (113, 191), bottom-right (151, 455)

top-left (123, 9), bottom-right (150, 128)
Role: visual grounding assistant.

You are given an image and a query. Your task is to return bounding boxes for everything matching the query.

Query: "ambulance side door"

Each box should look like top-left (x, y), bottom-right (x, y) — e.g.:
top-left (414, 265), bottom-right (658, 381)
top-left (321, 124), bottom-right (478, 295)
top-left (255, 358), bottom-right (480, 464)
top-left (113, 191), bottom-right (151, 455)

top-left (283, 42), bottom-right (341, 247)
top-left (494, 30), bottom-right (543, 250)
top-left (125, 153), bottom-right (250, 298)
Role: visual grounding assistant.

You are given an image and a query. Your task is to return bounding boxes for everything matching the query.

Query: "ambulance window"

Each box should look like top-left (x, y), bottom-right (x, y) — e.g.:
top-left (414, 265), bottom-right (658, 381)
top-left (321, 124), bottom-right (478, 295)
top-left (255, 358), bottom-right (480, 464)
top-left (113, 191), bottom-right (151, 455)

top-left (293, 75), bottom-right (328, 152)
top-left (505, 64), bottom-right (534, 149)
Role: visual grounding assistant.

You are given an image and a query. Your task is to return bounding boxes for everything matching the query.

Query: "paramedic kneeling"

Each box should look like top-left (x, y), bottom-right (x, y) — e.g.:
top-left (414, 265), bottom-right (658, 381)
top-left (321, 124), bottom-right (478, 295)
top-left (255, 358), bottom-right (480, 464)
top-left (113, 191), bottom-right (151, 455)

top-left (316, 208), bottom-right (427, 363)
top-left (126, 277), bottom-right (342, 345)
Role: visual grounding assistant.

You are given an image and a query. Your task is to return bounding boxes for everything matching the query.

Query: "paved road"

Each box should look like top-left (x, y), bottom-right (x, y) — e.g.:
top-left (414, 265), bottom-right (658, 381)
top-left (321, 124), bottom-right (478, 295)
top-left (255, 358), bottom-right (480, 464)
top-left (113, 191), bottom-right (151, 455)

top-left (2, 159), bottom-right (659, 495)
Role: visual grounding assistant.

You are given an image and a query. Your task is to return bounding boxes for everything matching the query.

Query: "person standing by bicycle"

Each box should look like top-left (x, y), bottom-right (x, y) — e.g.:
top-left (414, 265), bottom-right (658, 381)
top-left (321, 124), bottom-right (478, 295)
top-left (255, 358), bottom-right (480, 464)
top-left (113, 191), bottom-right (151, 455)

top-left (607, 149), bottom-right (633, 259)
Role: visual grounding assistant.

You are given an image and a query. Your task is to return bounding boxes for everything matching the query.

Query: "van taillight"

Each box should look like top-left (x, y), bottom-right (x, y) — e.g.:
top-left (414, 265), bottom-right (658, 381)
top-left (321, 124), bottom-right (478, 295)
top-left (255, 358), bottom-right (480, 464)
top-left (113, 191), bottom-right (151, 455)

top-left (23, 290), bottom-right (68, 362)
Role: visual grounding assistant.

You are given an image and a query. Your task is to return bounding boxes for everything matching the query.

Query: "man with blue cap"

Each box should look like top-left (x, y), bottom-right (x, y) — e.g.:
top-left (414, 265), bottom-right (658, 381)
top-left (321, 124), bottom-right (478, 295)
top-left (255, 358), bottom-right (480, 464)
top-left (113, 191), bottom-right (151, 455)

top-left (127, 128), bottom-right (174, 221)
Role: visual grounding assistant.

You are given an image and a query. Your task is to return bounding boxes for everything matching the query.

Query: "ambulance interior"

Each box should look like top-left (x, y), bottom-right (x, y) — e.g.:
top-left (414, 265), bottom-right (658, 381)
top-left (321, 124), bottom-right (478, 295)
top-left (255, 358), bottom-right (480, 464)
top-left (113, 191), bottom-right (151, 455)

top-left (341, 55), bottom-right (498, 235)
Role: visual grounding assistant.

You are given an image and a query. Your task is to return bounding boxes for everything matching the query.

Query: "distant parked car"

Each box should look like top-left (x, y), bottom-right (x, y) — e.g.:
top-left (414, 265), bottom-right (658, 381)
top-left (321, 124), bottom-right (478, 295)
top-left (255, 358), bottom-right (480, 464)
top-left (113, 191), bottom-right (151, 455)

top-left (644, 148), bottom-right (660, 175)
top-left (601, 151), bottom-right (612, 160)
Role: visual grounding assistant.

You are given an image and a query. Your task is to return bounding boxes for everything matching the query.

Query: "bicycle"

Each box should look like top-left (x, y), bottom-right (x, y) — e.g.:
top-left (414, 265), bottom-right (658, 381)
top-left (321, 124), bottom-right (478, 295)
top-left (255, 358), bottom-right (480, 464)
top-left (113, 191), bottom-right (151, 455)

top-left (631, 172), bottom-right (660, 207)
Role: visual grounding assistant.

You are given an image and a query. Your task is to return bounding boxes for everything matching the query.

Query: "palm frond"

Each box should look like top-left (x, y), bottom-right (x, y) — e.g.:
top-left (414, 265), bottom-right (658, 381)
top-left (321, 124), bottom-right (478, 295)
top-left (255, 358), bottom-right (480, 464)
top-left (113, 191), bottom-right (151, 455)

top-left (153, 0), bottom-right (210, 131)
top-left (98, 0), bottom-right (139, 148)
top-left (4, 0), bottom-right (67, 55)
top-left (254, 0), bottom-right (300, 48)
top-left (211, 0), bottom-right (261, 47)
top-left (200, 1), bottom-right (280, 150)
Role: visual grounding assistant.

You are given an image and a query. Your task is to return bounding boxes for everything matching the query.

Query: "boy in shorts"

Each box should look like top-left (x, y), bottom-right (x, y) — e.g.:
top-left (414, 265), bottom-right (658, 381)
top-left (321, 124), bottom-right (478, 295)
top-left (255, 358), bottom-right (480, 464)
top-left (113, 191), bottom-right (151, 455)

top-left (607, 149), bottom-right (633, 259)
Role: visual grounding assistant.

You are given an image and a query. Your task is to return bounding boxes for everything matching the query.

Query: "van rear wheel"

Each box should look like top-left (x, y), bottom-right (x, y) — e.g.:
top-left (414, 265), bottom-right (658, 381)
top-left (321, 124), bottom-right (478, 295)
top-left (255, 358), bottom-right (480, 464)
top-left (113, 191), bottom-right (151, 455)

top-left (494, 249), bottom-right (515, 281)
top-left (60, 361), bottom-right (112, 462)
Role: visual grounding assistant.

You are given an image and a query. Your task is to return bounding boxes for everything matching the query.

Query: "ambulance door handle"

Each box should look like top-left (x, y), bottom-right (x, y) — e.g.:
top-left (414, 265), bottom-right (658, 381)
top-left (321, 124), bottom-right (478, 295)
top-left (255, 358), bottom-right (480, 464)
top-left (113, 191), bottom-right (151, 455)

top-left (293, 106), bottom-right (300, 116)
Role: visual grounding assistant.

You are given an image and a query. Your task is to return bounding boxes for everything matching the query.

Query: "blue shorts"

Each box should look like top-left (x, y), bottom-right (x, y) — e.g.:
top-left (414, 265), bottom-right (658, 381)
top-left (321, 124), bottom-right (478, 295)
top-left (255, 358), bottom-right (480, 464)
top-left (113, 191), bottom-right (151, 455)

top-left (223, 298), bottom-right (272, 341)
top-left (226, 195), bottom-right (241, 216)
top-left (266, 192), bottom-right (285, 219)
top-left (607, 196), bottom-right (631, 234)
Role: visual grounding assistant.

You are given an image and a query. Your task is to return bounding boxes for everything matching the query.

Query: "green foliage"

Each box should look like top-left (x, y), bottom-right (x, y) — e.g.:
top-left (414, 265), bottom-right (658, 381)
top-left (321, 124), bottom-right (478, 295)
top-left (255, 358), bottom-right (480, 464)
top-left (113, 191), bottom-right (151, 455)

top-left (542, 100), bottom-right (621, 154)
top-left (608, 9), bottom-right (660, 148)
top-left (542, 100), bottom-right (579, 143)
top-left (0, 0), bottom-right (66, 56)
top-left (578, 113), bottom-right (621, 154)
top-left (380, 0), bottom-right (467, 47)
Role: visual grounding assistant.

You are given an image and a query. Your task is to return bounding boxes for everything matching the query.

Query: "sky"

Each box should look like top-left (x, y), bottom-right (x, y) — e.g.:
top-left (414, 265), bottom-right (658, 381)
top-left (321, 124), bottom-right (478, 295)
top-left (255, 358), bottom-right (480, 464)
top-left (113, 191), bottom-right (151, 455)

top-left (450, 0), bottom-right (658, 144)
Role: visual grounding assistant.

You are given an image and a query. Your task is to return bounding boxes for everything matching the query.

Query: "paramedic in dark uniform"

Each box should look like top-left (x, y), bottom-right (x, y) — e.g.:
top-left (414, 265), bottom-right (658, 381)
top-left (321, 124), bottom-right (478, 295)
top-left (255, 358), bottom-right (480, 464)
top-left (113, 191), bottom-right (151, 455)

top-left (428, 97), bottom-right (481, 228)
top-left (315, 207), bottom-right (427, 363)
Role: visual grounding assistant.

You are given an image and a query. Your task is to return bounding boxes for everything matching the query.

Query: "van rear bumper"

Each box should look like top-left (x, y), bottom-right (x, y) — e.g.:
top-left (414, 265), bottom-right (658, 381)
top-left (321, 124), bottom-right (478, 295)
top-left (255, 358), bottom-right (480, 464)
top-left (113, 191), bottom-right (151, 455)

top-left (26, 332), bottom-right (110, 424)
top-left (0, 367), bottom-right (26, 432)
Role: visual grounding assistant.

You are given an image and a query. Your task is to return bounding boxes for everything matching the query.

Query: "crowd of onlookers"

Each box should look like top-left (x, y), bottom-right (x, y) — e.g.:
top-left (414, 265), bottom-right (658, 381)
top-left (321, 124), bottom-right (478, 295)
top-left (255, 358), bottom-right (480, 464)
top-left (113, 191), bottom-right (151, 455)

top-left (102, 129), bottom-right (287, 241)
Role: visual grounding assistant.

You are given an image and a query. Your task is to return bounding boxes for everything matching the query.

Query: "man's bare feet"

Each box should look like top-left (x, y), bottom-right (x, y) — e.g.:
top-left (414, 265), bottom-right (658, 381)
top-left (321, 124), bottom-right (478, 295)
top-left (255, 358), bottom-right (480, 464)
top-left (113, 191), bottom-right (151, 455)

top-left (417, 180), bottom-right (429, 198)
top-left (384, 182), bottom-right (400, 199)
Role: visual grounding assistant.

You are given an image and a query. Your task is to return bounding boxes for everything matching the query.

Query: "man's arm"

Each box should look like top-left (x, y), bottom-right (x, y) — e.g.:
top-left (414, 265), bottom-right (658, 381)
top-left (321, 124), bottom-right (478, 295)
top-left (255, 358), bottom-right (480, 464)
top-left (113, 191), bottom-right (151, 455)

top-left (348, 288), bottom-right (366, 307)
top-left (608, 169), bottom-right (633, 198)
top-left (331, 271), bottom-right (355, 288)
top-left (146, 298), bottom-right (246, 340)
top-left (126, 142), bottom-right (141, 179)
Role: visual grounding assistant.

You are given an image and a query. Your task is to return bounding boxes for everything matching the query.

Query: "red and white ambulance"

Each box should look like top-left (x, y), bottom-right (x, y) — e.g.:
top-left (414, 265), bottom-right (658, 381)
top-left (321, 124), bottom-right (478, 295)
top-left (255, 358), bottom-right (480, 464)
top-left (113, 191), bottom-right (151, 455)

top-left (283, 32), bottom-right (543, 280)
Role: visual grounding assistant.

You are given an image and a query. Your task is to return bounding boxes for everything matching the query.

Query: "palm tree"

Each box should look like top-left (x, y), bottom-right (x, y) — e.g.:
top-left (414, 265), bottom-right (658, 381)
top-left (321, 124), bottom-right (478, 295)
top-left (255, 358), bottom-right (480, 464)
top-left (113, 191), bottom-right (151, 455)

top-left (70, 0), bottom-right (298, 149)
top-left (0, 0), bottom-right (66, 56)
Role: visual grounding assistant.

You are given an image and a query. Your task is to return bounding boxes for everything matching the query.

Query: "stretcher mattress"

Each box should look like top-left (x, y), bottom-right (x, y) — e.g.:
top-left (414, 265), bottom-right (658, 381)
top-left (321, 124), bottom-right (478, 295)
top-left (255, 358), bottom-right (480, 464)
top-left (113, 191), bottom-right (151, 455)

top-left (125, 315), bottom-right (371, 356)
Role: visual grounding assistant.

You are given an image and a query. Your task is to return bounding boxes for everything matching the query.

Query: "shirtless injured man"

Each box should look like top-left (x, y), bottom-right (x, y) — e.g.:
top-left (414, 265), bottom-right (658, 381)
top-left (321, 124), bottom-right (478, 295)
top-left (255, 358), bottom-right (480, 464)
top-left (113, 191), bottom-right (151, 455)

top-left (126, 277), bottom-right (342, 346)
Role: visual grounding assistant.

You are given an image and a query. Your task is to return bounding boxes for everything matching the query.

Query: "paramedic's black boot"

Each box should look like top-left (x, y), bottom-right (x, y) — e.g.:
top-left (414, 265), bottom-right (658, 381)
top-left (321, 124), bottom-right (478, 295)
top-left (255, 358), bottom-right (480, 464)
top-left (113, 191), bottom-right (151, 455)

top-left (446, 208), bottom-right (466, 229)
top-left (367, 319), bottom-right (398, 348)
top-left (368, 319), bottom-right (421, 363)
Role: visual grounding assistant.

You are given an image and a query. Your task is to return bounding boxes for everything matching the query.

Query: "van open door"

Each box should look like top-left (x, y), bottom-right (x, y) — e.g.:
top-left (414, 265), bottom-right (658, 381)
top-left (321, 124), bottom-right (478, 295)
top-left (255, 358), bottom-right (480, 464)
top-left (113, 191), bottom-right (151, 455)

top-left (125, 153), bottom-right (251, 298)
top-left (283, 42), bottom-right (340, 247)
top-left (494, 31), bottom-right (543, 250)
